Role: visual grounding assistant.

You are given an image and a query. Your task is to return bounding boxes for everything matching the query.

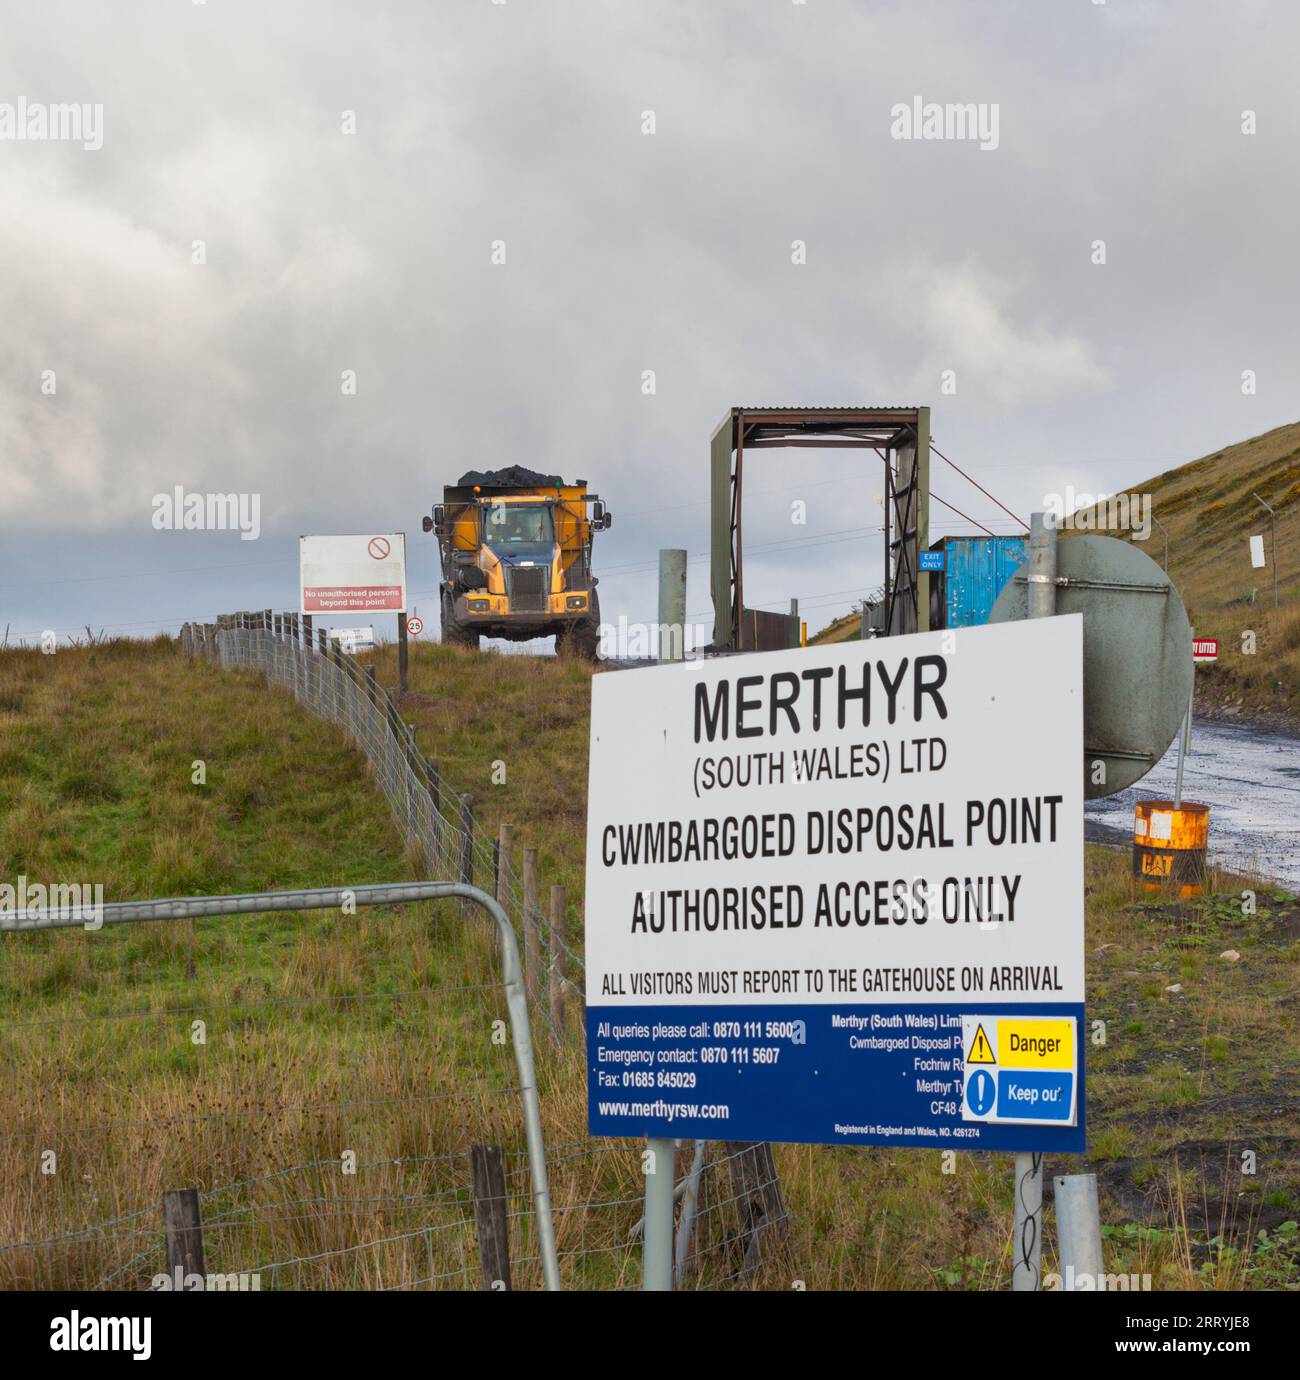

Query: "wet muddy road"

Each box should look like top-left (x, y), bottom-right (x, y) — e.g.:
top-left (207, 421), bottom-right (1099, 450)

top-left (1086, 718), bottom-right (1300, 891)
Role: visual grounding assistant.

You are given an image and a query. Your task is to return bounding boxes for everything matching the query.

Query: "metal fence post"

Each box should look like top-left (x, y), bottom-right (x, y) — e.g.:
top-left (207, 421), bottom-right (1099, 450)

top-left (1013, 510), bottom-right (1056, 1294)
top-left (1054, 1172), bottom-right (1103, 1290)
top-left (674, 1140), bottom-right (707, 1284)
top-left (1252, 492), bottom-right (1278, 608)
top-left (644, 549), bottom-right (688, 1291)
top-left (1174, 626), bottom-right (1195, 809)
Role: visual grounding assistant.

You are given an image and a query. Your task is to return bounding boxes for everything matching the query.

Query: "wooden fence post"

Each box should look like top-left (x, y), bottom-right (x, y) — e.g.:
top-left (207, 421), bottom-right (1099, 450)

top-left (422, 757), bottom-right (444, 871)
top-left (522, 848), bottom-right (540, 1009)
top-left (162, 1188), bottom-right (206, 1286)
top-left (470, 1145), bottom-right (511, 1291)
top-left (496, 823), bottom-right (512, 910)
top-left (459, 794), bottom-right (474, 916)
top-left (549, 884), bottom-right (566, 1043)
top-left (423, 756), bottom-right (442, 815)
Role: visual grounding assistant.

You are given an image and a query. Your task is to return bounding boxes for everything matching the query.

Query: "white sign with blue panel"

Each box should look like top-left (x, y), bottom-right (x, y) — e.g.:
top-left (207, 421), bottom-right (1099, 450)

top-left (584, 617), bottom-right (1086, 1153)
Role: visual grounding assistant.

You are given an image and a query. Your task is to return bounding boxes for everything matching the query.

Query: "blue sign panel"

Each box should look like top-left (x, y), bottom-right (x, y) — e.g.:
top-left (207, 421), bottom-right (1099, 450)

top-left (919, 549), bottom-right (946, 571)
top-left (587, 1001), bottom-right (1085, 1152)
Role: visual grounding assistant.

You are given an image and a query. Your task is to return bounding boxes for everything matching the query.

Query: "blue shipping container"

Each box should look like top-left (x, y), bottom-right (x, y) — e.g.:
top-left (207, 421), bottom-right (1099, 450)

top-left (930, 535), bottom-right (1027, 629)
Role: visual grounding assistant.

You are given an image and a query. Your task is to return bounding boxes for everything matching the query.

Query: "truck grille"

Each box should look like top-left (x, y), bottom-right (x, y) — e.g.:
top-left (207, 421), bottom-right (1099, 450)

top-left (507, 565), bottom-right (548, 612)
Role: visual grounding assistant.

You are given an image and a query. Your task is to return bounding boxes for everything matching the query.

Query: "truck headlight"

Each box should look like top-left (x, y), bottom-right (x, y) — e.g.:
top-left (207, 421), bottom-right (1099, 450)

top-left (566, 595), bottom-right (587, 610)
top-left (468, 598), bottom-right (491, 613)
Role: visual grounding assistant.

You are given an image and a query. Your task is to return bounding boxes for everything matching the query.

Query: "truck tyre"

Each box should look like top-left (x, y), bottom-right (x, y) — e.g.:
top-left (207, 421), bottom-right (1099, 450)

top-left (559, 592), bottom-right (601, 662)
top-left (441, 591), bottom-right (479, 650)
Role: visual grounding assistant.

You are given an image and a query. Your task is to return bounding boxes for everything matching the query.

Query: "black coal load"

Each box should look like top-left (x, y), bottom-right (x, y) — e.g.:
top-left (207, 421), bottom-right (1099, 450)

top-left (457, 466), bottom-right (564, 489)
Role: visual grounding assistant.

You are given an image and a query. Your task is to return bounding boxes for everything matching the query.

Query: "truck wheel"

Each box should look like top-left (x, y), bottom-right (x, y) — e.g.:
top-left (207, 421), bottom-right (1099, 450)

top-left (559, 593), bottom-right (601, 662)
top-left (441, 592), bottom-right (479, 650)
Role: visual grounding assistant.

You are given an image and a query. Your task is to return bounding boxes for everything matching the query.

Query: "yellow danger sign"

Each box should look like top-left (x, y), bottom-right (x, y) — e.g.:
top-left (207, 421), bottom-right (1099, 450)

top-left (998, 1019), bottom-right (1074, 1071)
top-left (966, 1023), bottom-right (996, 1065)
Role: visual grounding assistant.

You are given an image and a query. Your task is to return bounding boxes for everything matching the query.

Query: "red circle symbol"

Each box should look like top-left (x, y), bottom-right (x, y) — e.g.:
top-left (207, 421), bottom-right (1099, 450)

top-left (406, 616), bottom-right (424, 637)
top-left (367, 536), bottom-right (391, 560)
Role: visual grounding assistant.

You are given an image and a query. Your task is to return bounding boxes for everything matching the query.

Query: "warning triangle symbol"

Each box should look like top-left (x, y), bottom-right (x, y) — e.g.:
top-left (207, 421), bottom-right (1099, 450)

top-left (967, 1024), bottom-right (996, 1065)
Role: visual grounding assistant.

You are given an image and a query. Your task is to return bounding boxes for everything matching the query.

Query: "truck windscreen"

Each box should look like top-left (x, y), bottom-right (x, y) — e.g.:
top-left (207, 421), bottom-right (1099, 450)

top-left (483, 504), bottom-right (554, 545)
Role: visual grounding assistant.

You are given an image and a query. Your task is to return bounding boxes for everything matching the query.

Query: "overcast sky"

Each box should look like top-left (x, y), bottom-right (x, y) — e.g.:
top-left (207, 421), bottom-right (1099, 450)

top-left (1, 0), bottom-right (1296, 647)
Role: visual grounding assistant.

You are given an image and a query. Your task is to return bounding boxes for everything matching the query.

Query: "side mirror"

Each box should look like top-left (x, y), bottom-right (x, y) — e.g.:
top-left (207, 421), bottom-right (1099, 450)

top-left (432, 505), bottom-right (445, 533)
top-left (421, 515), bottom-right (433, 533)
top-left (592, 501), bottom-right (605, 526)
top-left (602, 510), bottom-right (613, 530)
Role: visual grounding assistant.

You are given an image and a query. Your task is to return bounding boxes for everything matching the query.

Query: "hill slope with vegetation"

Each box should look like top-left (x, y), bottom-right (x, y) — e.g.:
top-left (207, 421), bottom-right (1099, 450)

top-left (0, 638), bottom-right (1296, 1289)
top-left (809, 422), bottom-right (1300, 724)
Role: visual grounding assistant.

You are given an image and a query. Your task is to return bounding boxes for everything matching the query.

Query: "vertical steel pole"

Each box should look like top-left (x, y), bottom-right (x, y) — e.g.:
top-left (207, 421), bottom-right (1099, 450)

top-left (1053, 1172), bottom-right (1103, 1290)
top-left (1253, 494), bottom-right (1278, 609)
top-left (642, 549), bottom-right (687, 1291)
top-left (1152, 516), bottom-right (1169, 572)
top-left (658, 549), bottom-right (687, 664)
top-left (674, 1139), bottom-right (707, 1284)
top-left (1013, 512), bottom-right (1056, 1293)
top-left (1174, 627), bottom-right (1194, 810)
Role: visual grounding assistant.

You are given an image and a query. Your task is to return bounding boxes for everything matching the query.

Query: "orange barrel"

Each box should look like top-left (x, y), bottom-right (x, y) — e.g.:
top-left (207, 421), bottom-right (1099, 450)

top-left (1132, 801), bottom-right (1210, 897)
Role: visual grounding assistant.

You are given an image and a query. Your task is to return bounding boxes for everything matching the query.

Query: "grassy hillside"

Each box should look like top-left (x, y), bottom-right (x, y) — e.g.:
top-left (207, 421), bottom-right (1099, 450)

top-left (810, 423), bottom-right (1300, 723)
top-left (808, 609), bottom-right (864, 646)
top-left (0, 640), bottom-right (526, 1289)
top-left (1, 639), bottom-right (1297, 1290)
top-left (1072, 420), bottom-right (1300, 727)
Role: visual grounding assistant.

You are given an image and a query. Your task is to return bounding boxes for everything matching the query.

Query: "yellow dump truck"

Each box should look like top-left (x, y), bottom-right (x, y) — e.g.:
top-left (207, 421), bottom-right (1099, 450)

top-left (423, 467), bottom-right (612, 657)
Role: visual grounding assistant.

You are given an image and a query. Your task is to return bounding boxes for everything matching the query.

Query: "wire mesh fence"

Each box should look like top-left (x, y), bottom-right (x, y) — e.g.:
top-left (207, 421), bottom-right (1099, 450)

top-left (183, 614), bottom-right (583, 1042)
top-left (0, 615), bottom-right (791, 1291)
top-left (2, 1133), bottom-right (791, 1291)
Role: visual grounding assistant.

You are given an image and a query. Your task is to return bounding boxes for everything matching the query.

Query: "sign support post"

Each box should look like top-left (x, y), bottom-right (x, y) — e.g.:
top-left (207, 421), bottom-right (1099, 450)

top-left (642, 548), bottom-right (688, 1291)
top-left (1252, 493), bottom-right (1278, 609)
top-left (399, 615), bottom-right (409, 694)
top-left (1012, 512), bottom-right (1057, 1293)
top-left (1174, 627), bottom-right (1195, 809)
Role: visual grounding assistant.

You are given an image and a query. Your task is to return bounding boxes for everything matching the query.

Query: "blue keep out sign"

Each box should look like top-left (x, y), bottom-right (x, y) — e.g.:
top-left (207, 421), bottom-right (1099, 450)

top-left (966, 1068), bottom-right (996, 1116)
